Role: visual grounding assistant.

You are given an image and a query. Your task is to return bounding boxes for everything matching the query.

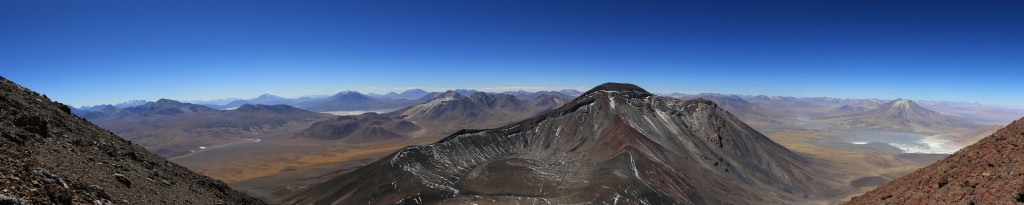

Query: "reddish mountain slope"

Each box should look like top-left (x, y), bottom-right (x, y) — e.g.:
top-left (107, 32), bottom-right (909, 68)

top-left (0, 76), bottom-right (265, 204)
top-left (845, 117), bottom-right (1024, 204)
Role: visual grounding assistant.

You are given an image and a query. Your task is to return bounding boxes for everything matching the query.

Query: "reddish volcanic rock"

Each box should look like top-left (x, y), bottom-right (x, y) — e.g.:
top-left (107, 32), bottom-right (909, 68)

top-left (0, 76), bottom-right (265, 204)
top-left (845, 117), bottom-right (1024, 204)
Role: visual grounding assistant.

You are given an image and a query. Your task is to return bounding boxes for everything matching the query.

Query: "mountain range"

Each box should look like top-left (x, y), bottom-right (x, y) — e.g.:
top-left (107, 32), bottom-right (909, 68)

top-left (817, 98), bottom-right (980, 134)
top-left (673, 93), bottom-right (784, 122)
top-left (10, 76), bottom-right (1024, 204)
top-left (298, 90), bottom-right (573, 142)
top-left (74, 99), bottom-right (333, 157)
top-left (282, 83), bottom-right (845, 204)
top-left (366, 89), bottom-right (430, 100)
top-left (0, 76), bottom-right (265, 204)
top-left (299, 112), bottom-right (422, 142)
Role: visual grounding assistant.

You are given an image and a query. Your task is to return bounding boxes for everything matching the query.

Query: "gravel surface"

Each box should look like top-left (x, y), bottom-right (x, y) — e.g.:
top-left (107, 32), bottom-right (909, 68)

top-left (0, 76), bottom-right (266, 204)
top-left (846, 117), bottom-right (1024, 204)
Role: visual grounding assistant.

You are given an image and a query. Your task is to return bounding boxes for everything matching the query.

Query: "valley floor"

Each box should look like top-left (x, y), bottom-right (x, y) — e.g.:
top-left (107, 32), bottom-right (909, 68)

top-left (746, 119), bottom-right (996, 204)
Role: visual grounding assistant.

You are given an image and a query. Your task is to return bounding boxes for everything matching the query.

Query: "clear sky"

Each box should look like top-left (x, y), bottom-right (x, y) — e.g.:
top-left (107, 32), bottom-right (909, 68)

top-left (1, 0), bottom-right (1022, 107)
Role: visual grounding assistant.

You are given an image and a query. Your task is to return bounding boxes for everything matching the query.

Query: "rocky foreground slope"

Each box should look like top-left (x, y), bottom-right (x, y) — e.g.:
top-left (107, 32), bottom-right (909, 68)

top-left (283, 83), bottom-right (845, 204)
top-left (0, 76), bottom-right (265, 204)
top-left (845, 117), bottom-right (1024, 204)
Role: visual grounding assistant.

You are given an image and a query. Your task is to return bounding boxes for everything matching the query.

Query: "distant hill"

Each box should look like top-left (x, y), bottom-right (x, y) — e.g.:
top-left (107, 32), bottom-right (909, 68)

top-left (452, 89), bottom-right (480, 95)
top-left (299, 112), bottom-right (422, 142)
top-left (367, 89), bottom-right (430, 100)
top-left (674, 94), bottom-right (784, 121)
top-left (204, 94), bottom-right (304, 109)
top-left (917, 100), bottom-right (1024, 125)
top-left (296, 91), bottom-right (421, 112)
top-left (824, 105), bottom-right (872, 116)
top-left (502, 90), bottom-right (574, 101)
top-left (559, 89), bottom-right (583, 96)
top-left (0, 76), bottom-right (265, 204)
top-left (298, 90), bottom-right (571, 141)
top-left (78, 100), bottom-right (333, 157)
top-left (817, 98), bottom-right (979, 134)
top-left (78, 100), bottom-right (149, 111)
top-left (400, 91), bottom-right (558, 129)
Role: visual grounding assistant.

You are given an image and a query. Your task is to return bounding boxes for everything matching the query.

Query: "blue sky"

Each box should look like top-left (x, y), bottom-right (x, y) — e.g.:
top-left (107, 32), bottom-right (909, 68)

top-left (1, 0), bottom-right (1022, 107)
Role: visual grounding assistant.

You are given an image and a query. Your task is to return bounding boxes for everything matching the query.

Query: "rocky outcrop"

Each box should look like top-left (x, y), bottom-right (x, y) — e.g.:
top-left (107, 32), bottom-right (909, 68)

top-left (845, 117), bottom-right (1024, 204)
top-left (0, 76), bottom-right (265, 204)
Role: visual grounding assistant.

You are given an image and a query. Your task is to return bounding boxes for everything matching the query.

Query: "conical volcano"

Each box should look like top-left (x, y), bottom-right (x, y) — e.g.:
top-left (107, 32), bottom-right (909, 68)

top-left (283, 82), bottom-right (845, 204)
top-left (817, 98), bottom-right (978, 133)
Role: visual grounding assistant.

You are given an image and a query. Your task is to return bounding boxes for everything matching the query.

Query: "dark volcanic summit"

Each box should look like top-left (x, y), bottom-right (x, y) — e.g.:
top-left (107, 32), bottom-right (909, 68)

top-left (0, 76), bottom-right (265, 204)
top-left (580, 82), bottom-right (652, 96)
top-left (283, 82), bottom-right (844, 204)
top-left (845, 117), bottom-right (1024, 204)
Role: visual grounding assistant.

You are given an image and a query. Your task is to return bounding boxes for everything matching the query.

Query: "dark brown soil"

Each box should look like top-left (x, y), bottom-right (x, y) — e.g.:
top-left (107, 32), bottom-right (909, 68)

top-left (845, 117), bottom-right (1024, 204)
top-left (0, 76), bottom-right (265, 204)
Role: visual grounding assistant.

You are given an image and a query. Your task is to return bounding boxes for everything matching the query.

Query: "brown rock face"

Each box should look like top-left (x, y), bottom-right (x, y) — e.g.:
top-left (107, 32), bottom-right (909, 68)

top-left (845, 117), bottom-right (1024, 204)
top-left (0, 76), bottom-right (265, 204)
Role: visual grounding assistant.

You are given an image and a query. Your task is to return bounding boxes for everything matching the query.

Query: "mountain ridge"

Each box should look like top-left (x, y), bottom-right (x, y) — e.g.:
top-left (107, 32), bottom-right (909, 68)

top-left (817, 98), bottom-right (979, 133)
top-left (0, 76), bottom-right (265, 204)
top-left (282, 82), bottom-right (845, 204)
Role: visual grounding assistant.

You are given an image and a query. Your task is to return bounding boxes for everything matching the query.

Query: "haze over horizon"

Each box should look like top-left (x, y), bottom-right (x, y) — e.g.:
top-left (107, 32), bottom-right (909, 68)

top-left (2, 0), bottom-right (1022, 107)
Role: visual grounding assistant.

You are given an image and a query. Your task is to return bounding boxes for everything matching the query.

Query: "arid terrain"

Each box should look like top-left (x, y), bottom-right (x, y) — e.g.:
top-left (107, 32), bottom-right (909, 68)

top-left (845, 117), bottom-right (1024, 204)
top-left (5, 75), bottom-right (1018, 204)
top-left (56, 82), bottom-right (1014, 204)
top-left (158, 90), bottom-right (573, 202)
top-left (282, 83), bottom-right (847, 204)
top-left (0, 77), bottom-right (265, 204)
top-left (683, 94), bottom-right (1002, 204)
top-left (5, 1), bottom-right (1022, 204)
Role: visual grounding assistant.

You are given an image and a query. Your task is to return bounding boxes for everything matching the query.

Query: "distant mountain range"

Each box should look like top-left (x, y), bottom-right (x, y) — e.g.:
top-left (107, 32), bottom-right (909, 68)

top-left (68, 89), bottom-right (582, 157)
top-left (67, 89), bottom-right (570, 113)
top-left (77, 89), bottom-right (1023, 126)
top-left (74, 99), bottom-right (333, 157)
top-left (295, 91), bottom-right (425, 112)
top-left (299, 112), bottom-right (422, 142)
top-left (282, 83), bottom-right (845, 204)
top-left (78, 99), bottom-right (148, 111)
top-left (672, 93), bottom-right (782, 122)
top-left (0, 76), bottom-right (265, 204)
top-left (817, 98), bottom-right (979, 134)
top-left (298, 90), bottom-right (573, 142)
top-left (366, 89), bottom-right (429, 100)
